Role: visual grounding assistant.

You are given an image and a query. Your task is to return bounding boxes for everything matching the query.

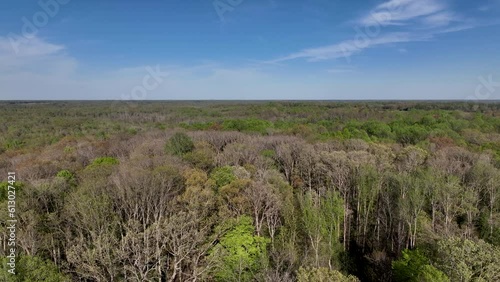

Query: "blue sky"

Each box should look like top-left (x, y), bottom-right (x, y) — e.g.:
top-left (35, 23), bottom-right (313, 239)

top-left (0, 0), bottom-right (499, 100)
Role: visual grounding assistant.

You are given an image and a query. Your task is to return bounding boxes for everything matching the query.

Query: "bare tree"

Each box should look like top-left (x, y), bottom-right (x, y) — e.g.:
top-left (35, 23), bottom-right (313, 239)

top-left (245, 170), bottom-right (281, 237)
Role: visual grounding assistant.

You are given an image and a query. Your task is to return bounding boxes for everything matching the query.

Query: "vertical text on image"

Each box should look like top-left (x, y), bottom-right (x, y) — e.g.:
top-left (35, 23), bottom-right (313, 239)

top-left (6, 172), bottom-right (17, 275)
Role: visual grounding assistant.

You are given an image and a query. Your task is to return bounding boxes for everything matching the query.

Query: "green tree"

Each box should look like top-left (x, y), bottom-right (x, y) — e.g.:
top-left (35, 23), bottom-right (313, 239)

top-left (165, 132), bottom-right (194, 156)
top-left (56, 169), bottom-right (74, 181)
top-left (354, 165), bottom-right (381, 251)
top-left (297, 267), bottom-right (360, 282)
top-left (84, 157), bottom-right (120, 176)
top-left (392, 249), bottom-right (449, 282)
top-left (90, 156), bottom-right (119, 166)
top-left (299, 190), bottom-right (343, 269)
top-left (300, 191), bottom-right (325, 267)
top-left (222, 118), bottom-right (272, 134)
top-left (391, 122), bottom-right (429, 145)
top-left (210, 166), bottom-right (236, 188)
top-left (435, 237), bottom-right (500, 282)
top-left (0, 256), bottom-right (69, 282)
top-left (210, 216), bottom-right (269, 282)
top-left (362, 120), bottom-right (393, 139)
top-left (56, 169), bottom-right (77, 186)
top-left (321, 191), bottom-right (344, 269)
top-left (183, 141), bottom-right (215, 171)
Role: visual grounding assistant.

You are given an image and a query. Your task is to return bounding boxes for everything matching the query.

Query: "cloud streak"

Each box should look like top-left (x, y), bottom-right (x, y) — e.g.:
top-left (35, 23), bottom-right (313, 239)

top-left (0, 36), bottom-right (75, 76)
top-left (271, 32), bottom-right (429, 63)
top-left (0, 36), bottom-right (64, 58)
top-left (269, 0), bottom-right (474, 64)
top-left (358, 0), bottom-right (448, 26)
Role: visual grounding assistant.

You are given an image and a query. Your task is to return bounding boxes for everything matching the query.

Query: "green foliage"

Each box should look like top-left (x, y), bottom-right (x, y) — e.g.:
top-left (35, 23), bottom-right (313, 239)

top-left (435, 237), bottom-right (500, 282)
top-left (165, 132), bottom-right (194, 155)
top-left (56, 169), bottom-right (75, 182)
top-left (260, 149), bottom-right (275, 158)
top-left (321, 190), bottom-right (345, 267)
top-left (2, 101), bottom-right (500, 281)
top-left (210, 166), bottom-right (236, 188)
top-left (210, 216), bottom-right (269, 281)
top-left (419, 265), bottom-right (450, 282)
top-left (127, 127), bottom-right (138, 135)
top-left (84, 157), bottom-right (120, 175)
top-left (297, 267), bottom-right (360, 282)
top-left (392, 249), bottom-right (449, 282)
top-left (362, 120), bottom-right (393, 139)
top-left (337, 121), bottom-right (371, 141)
top-left (0, 181), bottom-right (23, 202)
top-left (90, 156), bottom-right (119, 166)
top-left (478, 212), bottom-right (500, 246)
top-left (391, 122), bottom-right (429, 145)
top-left (222, 118), bottom-right (272, 133)
top-left (4, 140), bottom-right (25, 150)
top-left (183, 142), bottom-right (215, 171)
top-left (0, 256), bottom-right (69, 282)
top-left (300, 190), bottom-right (344, 268)
top-left (95, 130), bottom-right (108, 140)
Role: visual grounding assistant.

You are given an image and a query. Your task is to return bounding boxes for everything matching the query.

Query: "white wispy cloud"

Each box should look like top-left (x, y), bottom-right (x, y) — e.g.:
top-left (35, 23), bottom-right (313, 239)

top-left (478, 0), bottom-right (500, 12)
top-left (268, 0), bottom-right (477, 63)
top-left (0, 36), bottom-right (74, 76)
top-left (0, 36), bottom-right (64, 58)
top-left (359, 0), bottom-right (448, 26)
top-left (270, 32), bottom-right (430, 63)
top-left (420, 11), bottom-right (459, 27)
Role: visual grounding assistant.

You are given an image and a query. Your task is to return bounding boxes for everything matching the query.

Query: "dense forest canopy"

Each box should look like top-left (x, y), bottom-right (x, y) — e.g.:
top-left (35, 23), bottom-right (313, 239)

top-left (0, 101), bottom-right (499, 281)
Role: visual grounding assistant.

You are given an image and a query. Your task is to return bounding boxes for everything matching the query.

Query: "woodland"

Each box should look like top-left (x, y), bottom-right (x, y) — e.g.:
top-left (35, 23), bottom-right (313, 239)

top-left (0, 101), bottom-right (499, 281)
